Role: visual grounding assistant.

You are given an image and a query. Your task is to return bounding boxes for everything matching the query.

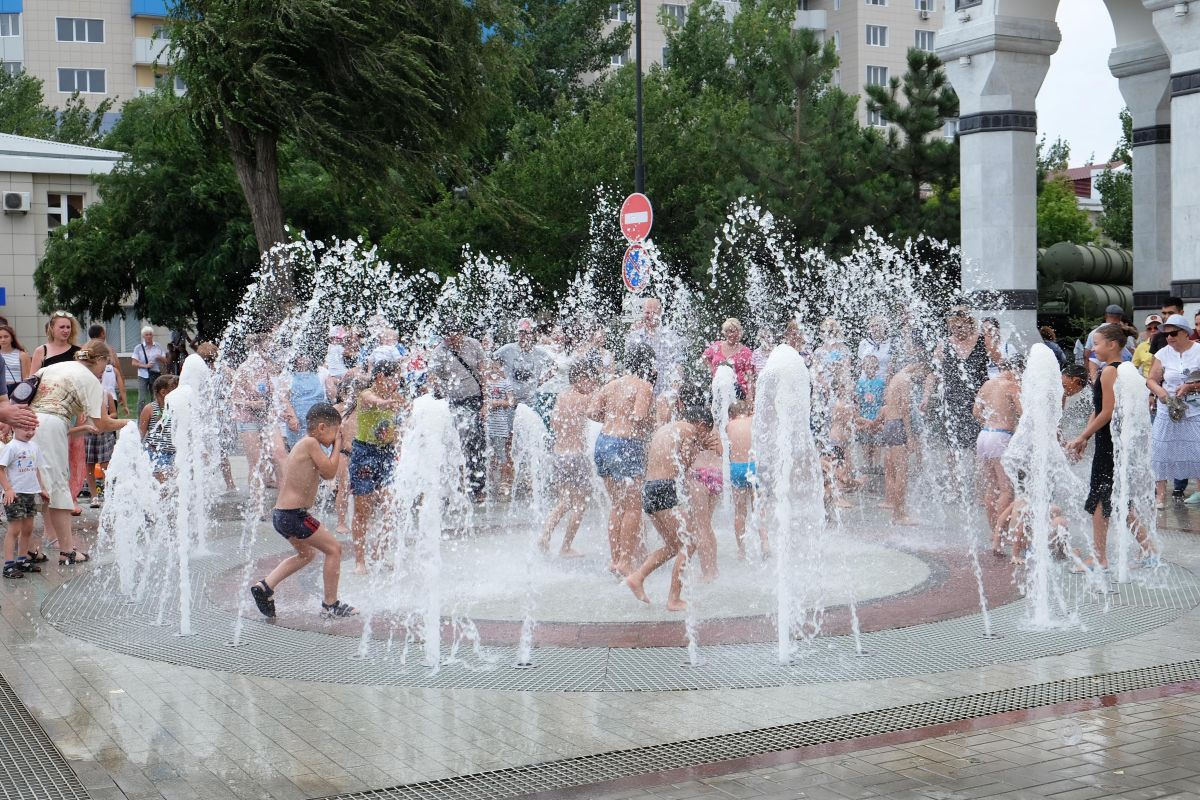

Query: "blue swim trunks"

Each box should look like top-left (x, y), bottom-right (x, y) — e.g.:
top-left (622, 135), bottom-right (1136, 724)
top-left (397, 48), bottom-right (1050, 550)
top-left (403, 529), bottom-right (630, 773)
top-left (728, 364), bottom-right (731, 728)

top-left (593, 433), bottom-right (647, 480)
top-left (349, 439), bottom-right (396, 496)
top-left (272, 508), bottom-right (320, 540)
top-left (729, 461), bottom-right (757, 490)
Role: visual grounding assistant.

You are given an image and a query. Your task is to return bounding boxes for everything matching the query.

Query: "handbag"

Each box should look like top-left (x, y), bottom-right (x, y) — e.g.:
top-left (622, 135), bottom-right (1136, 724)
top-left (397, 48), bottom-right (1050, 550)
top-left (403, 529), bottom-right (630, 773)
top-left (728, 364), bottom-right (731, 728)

top-left (9, 374), bottom-right (39, 405)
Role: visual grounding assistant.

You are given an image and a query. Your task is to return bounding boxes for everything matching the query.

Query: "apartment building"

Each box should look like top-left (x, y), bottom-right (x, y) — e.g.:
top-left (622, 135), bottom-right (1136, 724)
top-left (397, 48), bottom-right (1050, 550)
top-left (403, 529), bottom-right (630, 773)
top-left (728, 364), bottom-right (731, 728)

top-left (604, 0), bottom-right (946, 130)
top-left (0, 0), bottom-right (175, 121)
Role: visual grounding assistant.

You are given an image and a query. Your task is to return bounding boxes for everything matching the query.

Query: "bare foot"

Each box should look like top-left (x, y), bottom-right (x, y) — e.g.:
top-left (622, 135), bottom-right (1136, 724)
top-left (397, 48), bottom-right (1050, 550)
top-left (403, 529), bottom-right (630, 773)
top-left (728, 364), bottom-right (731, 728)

top-left (336, 525), bottom-right (350, 536)
top-left (760, 548), bottom-right (772, 561)
top-left (666, 598), bottom-right (687, 612)
top-left (991, 547), bottom-right (1005, 558)
top-left (537, 536), bottom-right (551, 554)
top-left (353, 562), bottom-right (368, 576)
top-left (559, 548), bottom-right (585, 559)
top-left (736, 548), bottom-right (747, 561)
top-left (699, 570), bottom-right (718, 584)
top-left (625, 575), bottom-right (650, 604)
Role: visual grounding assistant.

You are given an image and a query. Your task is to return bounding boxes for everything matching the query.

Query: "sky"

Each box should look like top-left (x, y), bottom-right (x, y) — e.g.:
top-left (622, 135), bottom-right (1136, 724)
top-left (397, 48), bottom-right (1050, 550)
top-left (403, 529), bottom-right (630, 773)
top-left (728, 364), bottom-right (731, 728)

top-left (1036, 0), bottom-right (1126, 167)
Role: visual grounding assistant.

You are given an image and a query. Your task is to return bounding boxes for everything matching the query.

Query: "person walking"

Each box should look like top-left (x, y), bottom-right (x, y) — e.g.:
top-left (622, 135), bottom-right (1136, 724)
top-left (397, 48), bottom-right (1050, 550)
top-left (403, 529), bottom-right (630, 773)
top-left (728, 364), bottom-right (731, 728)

top-left (131, 327), bottom-right (167, 412)
top-left (82, 324), bottom-right (127, 508)
top-left (1147, 315), bottom-right (1200, 507)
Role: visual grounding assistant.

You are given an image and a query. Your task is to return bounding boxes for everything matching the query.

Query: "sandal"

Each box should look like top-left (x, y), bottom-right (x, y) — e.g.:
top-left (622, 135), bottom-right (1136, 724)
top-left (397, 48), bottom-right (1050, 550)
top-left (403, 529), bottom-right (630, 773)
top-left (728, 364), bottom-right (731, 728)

top-left (58, 551), bottom-right (91, 566)
top-left (2, 564), bottom-right (23, 579)
top-left (18, 560), bottom-right (40, 574)
top-left (250, 580), bottom-right (276, 618)
top-left (320, 600), bottom-right (357, 618)
top-left (26, 551), bottom-right (48, 564)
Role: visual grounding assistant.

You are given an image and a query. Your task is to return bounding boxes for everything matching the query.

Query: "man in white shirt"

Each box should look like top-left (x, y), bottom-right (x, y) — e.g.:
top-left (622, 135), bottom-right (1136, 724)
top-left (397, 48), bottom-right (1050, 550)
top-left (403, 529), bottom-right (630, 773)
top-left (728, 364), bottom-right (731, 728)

top-left (131, 327), bottom-right (167, 412)
top-left (856, 317), bottom-right (893, 376)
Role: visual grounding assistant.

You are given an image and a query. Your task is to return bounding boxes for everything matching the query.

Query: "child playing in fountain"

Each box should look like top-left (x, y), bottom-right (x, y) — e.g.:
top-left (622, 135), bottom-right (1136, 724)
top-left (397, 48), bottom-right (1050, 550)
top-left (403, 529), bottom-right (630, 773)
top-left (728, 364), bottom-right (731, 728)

top-left (625, 387), bottom-right (716, 611)
top-left (826, 374), bottom-right (858, 508)
top-left (0, 427), bottom-right (49, 579)
top-left (349, 360), bottom-right (408, 574)
top-left (483, 360), bottom-right (516, 498)
top-left (727, 397), bottom-right (767, 560)
top-left (251, 403), bottom-right (356, 619)
top-left (855, 354), bottom-right (885, 472)
top-left (879, 360), bottom-right (928, 525)
top-left (540, 362), bottom-right (596, 557)
top-left (973, 356), bottom-right (1023, 553)
top-left (993, 496), bottom-right (1070, 565)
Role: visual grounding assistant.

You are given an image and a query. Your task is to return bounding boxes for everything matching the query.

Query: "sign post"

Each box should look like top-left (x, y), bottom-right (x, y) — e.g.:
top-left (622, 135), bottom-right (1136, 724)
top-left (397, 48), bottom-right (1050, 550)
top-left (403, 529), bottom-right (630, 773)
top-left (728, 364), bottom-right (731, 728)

top-left (619, 192), bottom-right (653, 293)
top-left (622, 243), bottom-right (650, 293)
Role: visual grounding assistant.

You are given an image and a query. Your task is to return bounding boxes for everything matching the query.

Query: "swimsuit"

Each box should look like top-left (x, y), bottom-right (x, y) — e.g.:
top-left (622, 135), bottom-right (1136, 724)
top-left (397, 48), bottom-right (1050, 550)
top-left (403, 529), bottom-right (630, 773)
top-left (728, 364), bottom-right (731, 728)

top-left (642, 479), bottom-right (678, 514)
top-left (553, 452), bottom-right (592, 491)
top-left (1085, 363), bottom-right (1115, 519)
top-left (693, 467), bottom-right (722, 496)
top-left (880, 419), bottom-right (908, 447)
top-left (349, 439), bottom-right (396, 496)
top-left (729, 461), bottom-right (757, 490)
top-left (272, 508), bottom-right (320, 540)
top-left (975, 428), bottom-right (1013, 461)
top-left (942, 337), bottom-right (989, 449)
top-left (594, 433), bottom-right (647, 480)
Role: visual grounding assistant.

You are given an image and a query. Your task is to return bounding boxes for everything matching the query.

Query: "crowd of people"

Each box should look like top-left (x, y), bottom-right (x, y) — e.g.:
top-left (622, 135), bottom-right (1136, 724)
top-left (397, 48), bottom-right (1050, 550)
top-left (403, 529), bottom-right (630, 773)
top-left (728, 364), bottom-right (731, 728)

top-left (0, 295), bottom-right (1197, 617)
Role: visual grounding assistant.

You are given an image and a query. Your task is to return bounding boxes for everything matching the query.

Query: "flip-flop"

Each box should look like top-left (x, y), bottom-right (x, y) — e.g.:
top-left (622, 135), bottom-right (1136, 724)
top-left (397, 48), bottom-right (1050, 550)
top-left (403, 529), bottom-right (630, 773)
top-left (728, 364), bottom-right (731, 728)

top-left (250, 580), bottom-right (276, 618)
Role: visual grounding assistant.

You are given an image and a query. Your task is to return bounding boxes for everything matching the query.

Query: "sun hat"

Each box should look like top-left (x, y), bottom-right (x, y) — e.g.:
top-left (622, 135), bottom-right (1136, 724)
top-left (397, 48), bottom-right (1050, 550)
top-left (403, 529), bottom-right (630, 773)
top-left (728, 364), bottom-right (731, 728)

top-left (1162, 314), bottom-right (1194, 334)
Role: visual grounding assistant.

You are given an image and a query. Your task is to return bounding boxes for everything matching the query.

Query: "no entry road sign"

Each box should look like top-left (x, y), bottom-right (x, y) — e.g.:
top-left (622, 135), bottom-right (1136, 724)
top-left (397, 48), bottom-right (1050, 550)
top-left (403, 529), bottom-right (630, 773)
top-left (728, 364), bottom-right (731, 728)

top-left (619, 193), bottom-right (653, 242)
top-left (622, 243), bottom-right (650, 293)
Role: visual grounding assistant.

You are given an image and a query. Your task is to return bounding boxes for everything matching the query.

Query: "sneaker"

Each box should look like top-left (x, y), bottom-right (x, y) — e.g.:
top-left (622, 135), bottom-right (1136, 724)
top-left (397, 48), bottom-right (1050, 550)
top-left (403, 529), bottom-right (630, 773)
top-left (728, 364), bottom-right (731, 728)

top-left (1184, 492), bottom-right (1200, 505)
top-left (89, 497), bottom-right (101, 509)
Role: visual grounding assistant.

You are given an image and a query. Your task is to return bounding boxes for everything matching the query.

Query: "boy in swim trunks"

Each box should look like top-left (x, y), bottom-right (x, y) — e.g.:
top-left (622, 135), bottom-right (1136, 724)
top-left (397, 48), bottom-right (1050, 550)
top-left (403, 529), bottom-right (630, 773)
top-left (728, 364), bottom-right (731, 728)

top-left (879, 361), bottom-right (927, 525)
top-left (973, 356), bottom-right (1023, 544)
top-left (625, 389), bottom-right (716, 611)
top-left (251, 403), bottom-right (356, 619)
top-left (540, 363), bottom-right (597, 557)
top-left (726, 399), bottom-right (767, 559)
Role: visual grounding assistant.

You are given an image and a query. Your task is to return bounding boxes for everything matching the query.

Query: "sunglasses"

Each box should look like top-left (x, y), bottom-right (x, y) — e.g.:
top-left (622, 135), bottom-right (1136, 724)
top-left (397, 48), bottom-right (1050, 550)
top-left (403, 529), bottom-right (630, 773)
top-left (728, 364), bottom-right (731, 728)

top-left (1147, 324), bottom-right (1160, 330)
top-left (51, 310), bottom-right (73, 319)
top-left (1165, 329), bottom-right (1187, 338)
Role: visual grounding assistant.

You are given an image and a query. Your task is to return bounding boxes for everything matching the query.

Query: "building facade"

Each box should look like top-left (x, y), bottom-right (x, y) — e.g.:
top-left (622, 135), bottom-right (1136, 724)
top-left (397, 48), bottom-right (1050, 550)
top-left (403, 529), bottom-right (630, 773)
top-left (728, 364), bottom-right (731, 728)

top-left (603, 0), bottom-right (946, 128)
top-left (0, 133), bottom-right (165, 355)
top-left (0, 0), bottom-right (175, 120)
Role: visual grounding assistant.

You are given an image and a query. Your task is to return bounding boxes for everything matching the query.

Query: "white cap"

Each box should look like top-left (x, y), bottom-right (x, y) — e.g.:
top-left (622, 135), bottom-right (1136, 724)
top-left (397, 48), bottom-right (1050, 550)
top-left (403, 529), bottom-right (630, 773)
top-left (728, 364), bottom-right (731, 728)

top-left (1162, 314), bottom-right (1194, 334)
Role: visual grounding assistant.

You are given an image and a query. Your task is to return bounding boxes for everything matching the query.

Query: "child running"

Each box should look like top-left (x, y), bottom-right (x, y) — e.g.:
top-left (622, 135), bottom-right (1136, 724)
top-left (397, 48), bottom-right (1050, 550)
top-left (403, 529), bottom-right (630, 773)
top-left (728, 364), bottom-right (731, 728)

top-left (879, 361), bottom-right (927, 525)
top-left (727, 398), bottom-right (767, 559)
top-left (973, 356), bottom-right (1023, 551)
top-left (0, 427), bottom-right (49, 579)
top-left (540, 363), bottom-right (596, 557)
top-left (624, 389), bottom-right (716, 611)
top-left (251, 403), bottom-right (355, 619)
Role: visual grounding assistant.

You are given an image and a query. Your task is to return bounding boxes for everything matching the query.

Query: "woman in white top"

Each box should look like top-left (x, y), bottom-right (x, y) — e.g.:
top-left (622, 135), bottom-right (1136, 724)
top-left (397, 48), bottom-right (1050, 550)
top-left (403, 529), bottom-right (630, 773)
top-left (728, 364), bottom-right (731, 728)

top-left (30, 340), bottom-right (127, 564)
top-left (0, 324), bottom-right (30, 397)
top-left (1147, 315), bottom-right (1200, 507)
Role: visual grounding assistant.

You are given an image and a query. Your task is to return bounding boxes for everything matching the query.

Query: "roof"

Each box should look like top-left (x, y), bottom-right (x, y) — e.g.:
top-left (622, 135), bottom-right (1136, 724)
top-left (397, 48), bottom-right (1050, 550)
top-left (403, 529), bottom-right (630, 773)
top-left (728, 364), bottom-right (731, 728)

top-left (1058, 161), bottom-right (1123, 181)
top-left (0, 133), bottom-right (125, 177)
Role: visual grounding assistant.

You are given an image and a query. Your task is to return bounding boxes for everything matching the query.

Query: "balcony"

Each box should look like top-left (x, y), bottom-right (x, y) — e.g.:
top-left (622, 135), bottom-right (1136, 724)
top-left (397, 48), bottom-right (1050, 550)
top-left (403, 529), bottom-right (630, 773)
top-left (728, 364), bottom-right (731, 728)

top-left (134, 36), bottom-right (169, 65)
top-left (131, 0), bottom-right (171, 16)
top-left (793, 9), bottom-right (826, 31)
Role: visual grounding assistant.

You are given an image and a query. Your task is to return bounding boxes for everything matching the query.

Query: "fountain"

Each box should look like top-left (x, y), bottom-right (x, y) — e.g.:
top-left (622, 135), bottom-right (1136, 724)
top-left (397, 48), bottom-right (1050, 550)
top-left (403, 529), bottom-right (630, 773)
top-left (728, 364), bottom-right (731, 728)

top-left (1110, 362), bottom-right (1160, 583)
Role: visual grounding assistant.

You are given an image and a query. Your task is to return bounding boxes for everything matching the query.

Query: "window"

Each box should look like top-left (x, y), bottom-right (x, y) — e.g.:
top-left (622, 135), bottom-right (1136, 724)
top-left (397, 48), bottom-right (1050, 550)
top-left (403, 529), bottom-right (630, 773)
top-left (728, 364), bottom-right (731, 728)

top-left (915, 29), bottom-right (935, 51)
top-left (944, 118), bottom-right (959, 139)
top-left (661, 46), bottom-right (670, 67)
top-left (915, 0), bottom-right (935, 9)
top-left (611, 51), bottom-right (628, 66)
top-left (661, 3), bottom-right (686, 23)
top-left (57, 68), bottom-right (106, 94)
top-left (0, 13), bottom-right (19, 37)
top-left (866, 0), bottom-right (886, 5)
top-left (174, 75), bottom-right (187, 94)
top-left (866, 65), bottom-right (888, 86)
top-left (833, 31), bottom-right (841, 50)
top-left (865, 24), bottom-right (888, 46)
top-left (955, 0), bottom-right (982, 9)
top-left (56, 18), bottom-right (105, 43)
top-left (48, 193), bottom-right (84, 228)
top-left (608, 3), bottom-right (629, 22)
top-left (833, 68), bottom-right (841, 87)
top-left (1, 62), bottom-right (20, 76)
top-left (834, 0), bottom-right (841, 8)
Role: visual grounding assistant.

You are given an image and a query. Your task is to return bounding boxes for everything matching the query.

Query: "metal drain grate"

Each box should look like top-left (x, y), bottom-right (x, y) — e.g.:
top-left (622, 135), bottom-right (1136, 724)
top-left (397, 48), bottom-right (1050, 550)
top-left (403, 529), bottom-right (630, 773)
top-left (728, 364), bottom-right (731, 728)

top-left (0, 672), bottom-right (88, 800)
top-left (318, 658), bottom-right (1200, 800)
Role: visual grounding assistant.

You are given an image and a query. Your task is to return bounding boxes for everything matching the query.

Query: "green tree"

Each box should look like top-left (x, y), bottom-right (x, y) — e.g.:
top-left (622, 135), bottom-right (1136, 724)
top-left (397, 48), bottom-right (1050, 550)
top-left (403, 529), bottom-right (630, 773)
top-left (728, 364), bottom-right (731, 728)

top-left (167, 0), bottom-right (504, 293)
top-left (0, 68), bottom-right (114, 145)
top-left (1096, 107), bottom-right (1132, 248)
top-left (1035, 134), bottom-right (1071, 193)
top-left (1037, 176), bottom-right (1095, 248)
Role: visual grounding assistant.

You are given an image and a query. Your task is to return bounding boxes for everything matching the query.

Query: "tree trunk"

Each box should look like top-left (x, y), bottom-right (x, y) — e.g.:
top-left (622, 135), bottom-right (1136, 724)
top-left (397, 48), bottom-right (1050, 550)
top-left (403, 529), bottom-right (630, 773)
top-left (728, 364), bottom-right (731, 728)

top-left (224, 118), bottom-right (292, 302)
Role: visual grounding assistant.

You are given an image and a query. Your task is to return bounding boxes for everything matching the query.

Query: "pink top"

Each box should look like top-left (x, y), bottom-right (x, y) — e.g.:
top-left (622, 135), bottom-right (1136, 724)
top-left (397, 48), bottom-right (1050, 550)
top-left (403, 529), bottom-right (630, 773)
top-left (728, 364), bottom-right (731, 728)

top-left (703, 342), bottom-right (755, 393)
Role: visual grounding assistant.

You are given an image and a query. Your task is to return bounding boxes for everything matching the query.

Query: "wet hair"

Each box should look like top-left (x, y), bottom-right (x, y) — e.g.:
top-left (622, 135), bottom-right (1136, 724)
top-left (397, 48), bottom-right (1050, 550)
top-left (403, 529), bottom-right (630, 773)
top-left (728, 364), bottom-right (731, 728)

top-left (75, 339), bottom-right (110, 364)
top-left (1061, 364), bottom-right (1088, 384)
top-left (568, 361), bottom-right (594, 386)
top-left (1000, 354), bottom-right (1024, 374)
top-left (305, 402), bottom-right (342, 430)
top-left (1039, 326), bottom-right (1057, 341)
top-left (153, 374), bottom-right (179, 397)
top-left (372, 360), bottom-right (402, 379)
top-left (679, 384), bottom-right (713, 427)
top-left (0, 324), bottom-right (25, 352)
top-left (625, 342), bottom-right (658, 384)
top-left (87, 323), bottom-right (105, 339)
top-left (1094, 323), bottom-right (1127, 347)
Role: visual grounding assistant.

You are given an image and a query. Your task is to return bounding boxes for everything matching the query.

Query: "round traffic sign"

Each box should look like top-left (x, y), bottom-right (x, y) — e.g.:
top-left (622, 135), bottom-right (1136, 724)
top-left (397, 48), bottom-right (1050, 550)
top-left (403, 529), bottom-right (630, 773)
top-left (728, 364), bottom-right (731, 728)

top-left (622, 243), bottom-right (651, 293)
top-left (619, 193), bottom-right (653, 242)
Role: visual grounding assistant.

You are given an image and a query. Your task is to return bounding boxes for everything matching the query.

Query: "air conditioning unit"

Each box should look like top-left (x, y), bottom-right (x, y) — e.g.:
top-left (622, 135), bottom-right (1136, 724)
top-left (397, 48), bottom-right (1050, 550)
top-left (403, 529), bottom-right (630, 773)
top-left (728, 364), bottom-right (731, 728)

top-left (920, 9), bottom-right (931, 19)
top-left (2, 191), bottom-right (30, 214)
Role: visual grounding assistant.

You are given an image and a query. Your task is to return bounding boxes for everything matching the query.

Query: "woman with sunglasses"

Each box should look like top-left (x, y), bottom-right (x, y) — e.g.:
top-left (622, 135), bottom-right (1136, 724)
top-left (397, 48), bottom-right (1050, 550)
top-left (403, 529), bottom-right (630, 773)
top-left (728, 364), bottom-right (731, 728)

top-left (1147, 314), bottom-right (1200, 507)
top-left (1132, 315), bottom-right (1163, 378)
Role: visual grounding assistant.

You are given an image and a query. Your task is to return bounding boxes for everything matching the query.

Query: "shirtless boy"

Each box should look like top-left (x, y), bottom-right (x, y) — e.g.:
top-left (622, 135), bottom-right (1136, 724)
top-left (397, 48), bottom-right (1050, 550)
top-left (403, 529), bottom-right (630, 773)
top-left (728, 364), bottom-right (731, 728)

top-left (879, 361), bottom-right (928, 524)
top-left (540, 363), bottom-right (596, 557)
top-left (589, 342), bottom-right (657, 576)
top-left (250, 403), bottom-right (356, 619)
top-left (727, 399), bottom-right (768, 559)
top-left (625, 390), bottom-right (716, 611)
top-left (973, 356), bottom-right (1023, 549)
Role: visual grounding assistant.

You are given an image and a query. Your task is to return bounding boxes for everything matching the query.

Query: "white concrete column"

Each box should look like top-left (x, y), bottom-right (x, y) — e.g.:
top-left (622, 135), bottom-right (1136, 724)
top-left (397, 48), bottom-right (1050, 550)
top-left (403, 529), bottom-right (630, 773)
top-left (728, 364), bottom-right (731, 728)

top-left (937, 13), bottom-right (1062, 343)
top-left (1110, 43), bottom-right (1172, 316)
top-left (1146, 0), bottom-right (1200, 313)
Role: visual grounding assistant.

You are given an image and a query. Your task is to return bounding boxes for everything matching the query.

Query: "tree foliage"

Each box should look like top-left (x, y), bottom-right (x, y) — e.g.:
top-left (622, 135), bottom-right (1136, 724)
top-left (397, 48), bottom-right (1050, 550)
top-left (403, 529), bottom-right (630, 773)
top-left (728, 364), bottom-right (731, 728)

top-left (1037, 177), bottom-right (1095, 248)
top-left (1096, 108), bottom-right (1132, 248)
top-left (0, 68), bottom-right (114, 146)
